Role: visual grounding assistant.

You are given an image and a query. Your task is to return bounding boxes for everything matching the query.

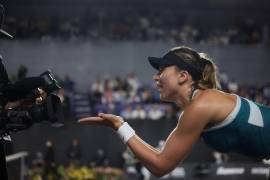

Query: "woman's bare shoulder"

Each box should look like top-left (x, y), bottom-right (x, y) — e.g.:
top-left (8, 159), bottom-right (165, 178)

top-left (176, 90), bottom-right (220, 131)
top-left (192, 89), bottom-right (236, 122)
top-left (182, 89), bottom-right (223, 120)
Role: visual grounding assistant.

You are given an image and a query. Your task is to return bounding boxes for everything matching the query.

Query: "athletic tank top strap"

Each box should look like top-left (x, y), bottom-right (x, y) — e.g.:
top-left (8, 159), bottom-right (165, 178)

top-left (204, 94), bottom-right (241, 132)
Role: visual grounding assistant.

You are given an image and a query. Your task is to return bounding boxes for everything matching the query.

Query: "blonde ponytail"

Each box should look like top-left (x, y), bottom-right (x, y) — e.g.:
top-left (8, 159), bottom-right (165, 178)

top-left (195, 53), bottom-right (220, 90)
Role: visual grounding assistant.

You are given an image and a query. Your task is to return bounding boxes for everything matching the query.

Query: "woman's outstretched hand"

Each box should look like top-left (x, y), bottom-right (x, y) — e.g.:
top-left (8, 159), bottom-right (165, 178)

top-left (78, 113), bottom-right (124, 130)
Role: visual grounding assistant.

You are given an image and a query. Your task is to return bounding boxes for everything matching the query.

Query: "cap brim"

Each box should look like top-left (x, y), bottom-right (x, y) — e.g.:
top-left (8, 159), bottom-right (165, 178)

top-left (148, 57), bottom-right (171, 70)
top-left (0, 29), bottom-right (13, 38)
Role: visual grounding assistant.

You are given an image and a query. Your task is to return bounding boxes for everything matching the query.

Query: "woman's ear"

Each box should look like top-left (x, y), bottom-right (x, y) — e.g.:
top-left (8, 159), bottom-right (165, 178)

top-left (178, 70), bottom-right (189, 84)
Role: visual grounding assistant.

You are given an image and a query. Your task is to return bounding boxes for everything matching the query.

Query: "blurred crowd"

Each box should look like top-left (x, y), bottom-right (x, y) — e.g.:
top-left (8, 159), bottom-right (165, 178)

top-left (4, 12), bottom-right (269, 46)
top-left (27, 139), bottom-right (124, 180)
top-left (219, 71), bottom-right (270, 106)
top-left (87, 73), bottom-right (178, 121)
top-left (87, 72), bottom-right (270, 118)
top-left (27, 138), bottom-right (161, 180)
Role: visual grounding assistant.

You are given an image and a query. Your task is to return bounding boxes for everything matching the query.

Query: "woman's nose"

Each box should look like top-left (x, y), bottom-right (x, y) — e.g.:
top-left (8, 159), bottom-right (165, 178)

top-left (153, 74), bottom-right (159, 81)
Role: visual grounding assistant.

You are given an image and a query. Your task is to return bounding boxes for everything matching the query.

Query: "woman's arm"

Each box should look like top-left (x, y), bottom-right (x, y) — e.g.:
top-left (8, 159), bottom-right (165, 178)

top-left (126, 102), bottom-right (211, 177)
top-left (79, 100), bottom-right (213, 177)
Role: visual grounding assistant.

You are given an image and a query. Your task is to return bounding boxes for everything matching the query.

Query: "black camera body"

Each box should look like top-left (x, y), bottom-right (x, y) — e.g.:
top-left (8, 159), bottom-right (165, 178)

top-left (0, 59), bottom-right (63, 137)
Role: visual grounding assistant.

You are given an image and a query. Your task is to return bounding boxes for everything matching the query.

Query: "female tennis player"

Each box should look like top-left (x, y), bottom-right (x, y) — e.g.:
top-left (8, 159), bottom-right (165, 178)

top-left (79, 46), bottom-right (270, 177)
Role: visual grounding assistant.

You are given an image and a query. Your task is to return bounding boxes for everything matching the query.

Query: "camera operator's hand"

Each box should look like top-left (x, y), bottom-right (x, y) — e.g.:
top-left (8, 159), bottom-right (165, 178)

top-left (35, 88), bottom-right (47, 104)
top-left (78, 113), bottom-right (124, 131)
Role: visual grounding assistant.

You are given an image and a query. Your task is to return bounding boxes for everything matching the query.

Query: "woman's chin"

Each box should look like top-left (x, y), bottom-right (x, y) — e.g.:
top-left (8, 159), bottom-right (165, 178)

top-left (160, 94), bottom-right (174, 102)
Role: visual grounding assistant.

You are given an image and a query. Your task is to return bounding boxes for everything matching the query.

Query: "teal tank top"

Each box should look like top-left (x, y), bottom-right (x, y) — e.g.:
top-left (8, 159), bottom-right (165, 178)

top-left (202, 95), bottom-right (270, 159)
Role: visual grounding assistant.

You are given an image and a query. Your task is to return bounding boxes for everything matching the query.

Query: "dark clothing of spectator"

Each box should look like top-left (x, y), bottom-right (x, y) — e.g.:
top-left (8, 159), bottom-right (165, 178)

top-left (66, 142), bottom-right (82, 161)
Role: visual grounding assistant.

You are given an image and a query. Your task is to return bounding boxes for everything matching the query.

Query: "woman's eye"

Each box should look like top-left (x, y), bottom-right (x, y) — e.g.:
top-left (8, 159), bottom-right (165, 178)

top-left (158, 69), bottom-right (163, 75)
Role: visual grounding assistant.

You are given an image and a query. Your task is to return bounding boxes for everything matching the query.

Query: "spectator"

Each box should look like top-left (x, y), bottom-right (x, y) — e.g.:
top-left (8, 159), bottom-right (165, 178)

top-left (91, 78), bottom-right (104, 93)
top-left (90, 149), bottom-right (109, 168)
top-left (127, 91), bottom-right (141, 104)
top-left (263, 83), bottom-right (270, 99)
top-left (89, 85), bottom-right (103, 114)
top-left (62, 74), bottom-right (75, 92)
top-left (122, 147), bottom-right (144, 180)
top-left (163, 105), bottom-right (178, 120)
top-left (121, 104), bottom-right (134, 120)
top-left (131, 104), bottom-right (146, 120)
top-left (43, 139), bottom-right (55, 167)
top-left (17, 65), bottom-right (28, 81)
top-left (141, 89), bottom-right (153, 103)
top-left (228, 79), bottom-right (239, 93)
top-left (148, 104), bottom-right (163, 120)
top-left (102, 85), bottom-right (114, 104)
top-left (43, 139), bottom-right (57, 179)
top-left (127, 73), bottom-right (140, 93)
top-left (66, 138), bottom-right (82, 166)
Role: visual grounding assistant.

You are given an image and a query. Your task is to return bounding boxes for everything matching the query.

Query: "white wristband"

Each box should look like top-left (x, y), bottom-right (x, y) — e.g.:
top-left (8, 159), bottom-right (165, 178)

top-left (117, 122), bottom-right (135, 144)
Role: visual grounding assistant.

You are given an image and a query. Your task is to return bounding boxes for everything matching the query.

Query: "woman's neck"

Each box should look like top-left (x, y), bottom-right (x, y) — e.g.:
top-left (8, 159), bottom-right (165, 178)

top-left (175, 85), bottom-right (195, 109)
